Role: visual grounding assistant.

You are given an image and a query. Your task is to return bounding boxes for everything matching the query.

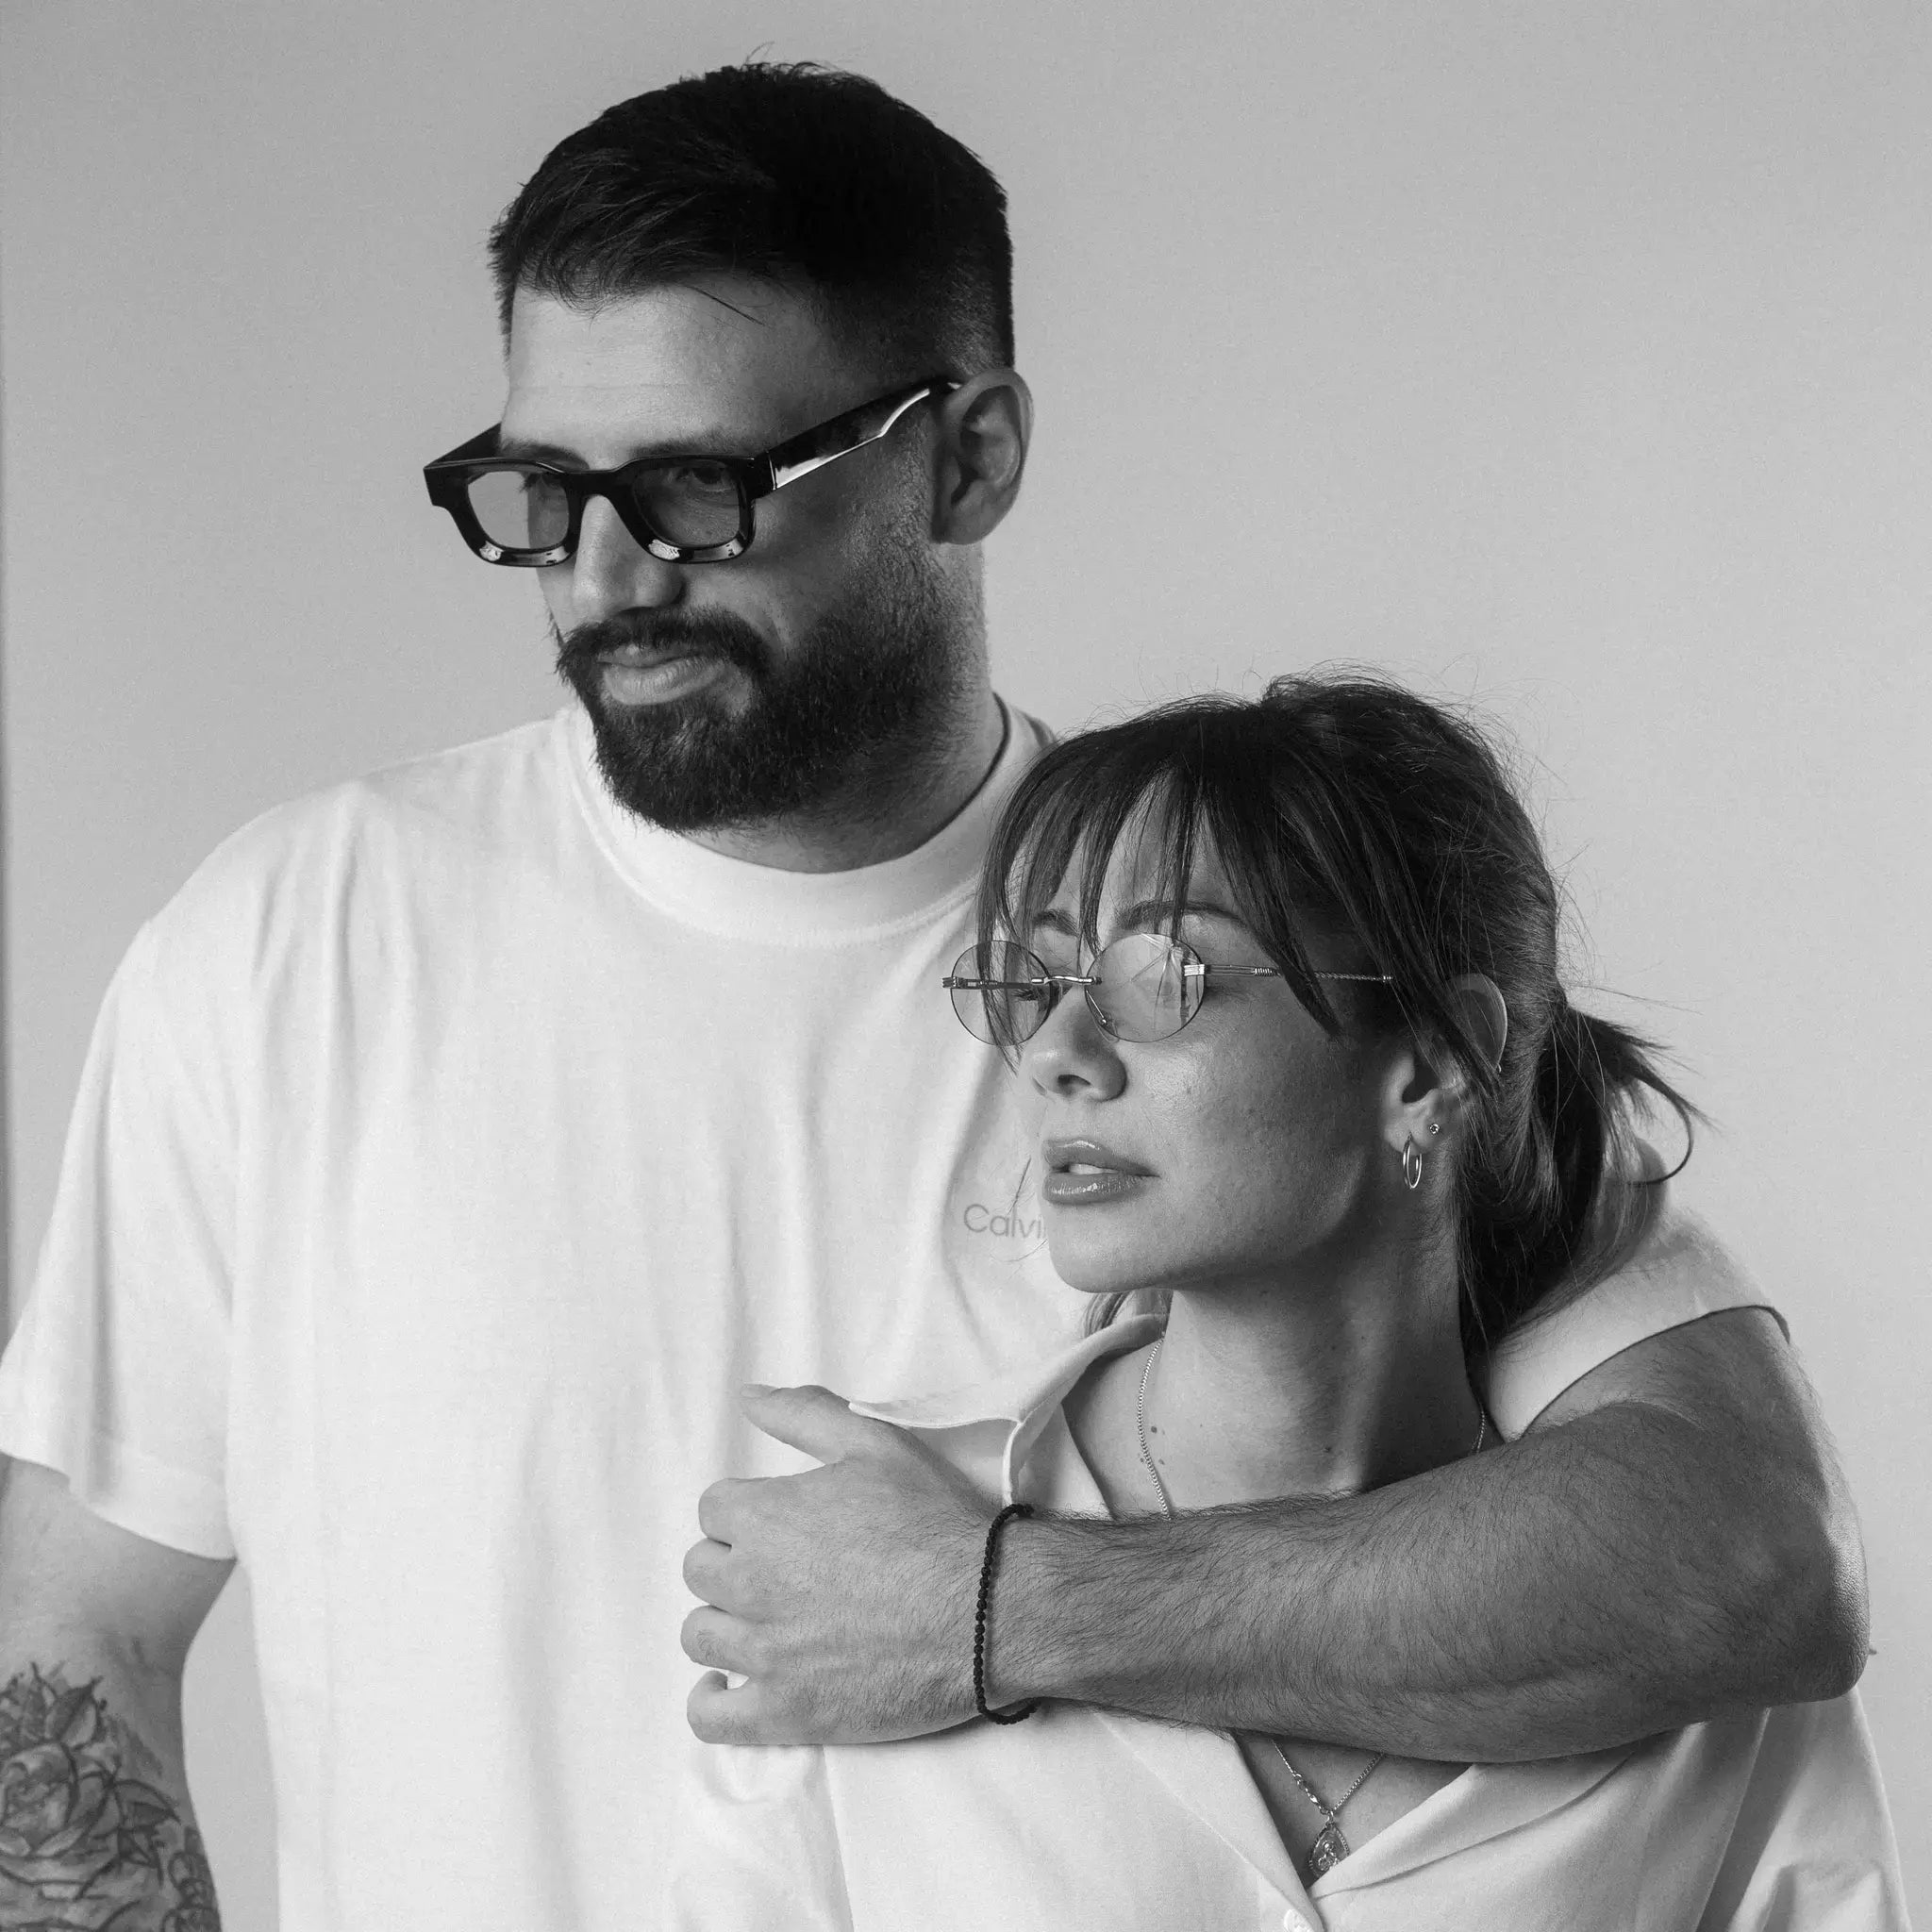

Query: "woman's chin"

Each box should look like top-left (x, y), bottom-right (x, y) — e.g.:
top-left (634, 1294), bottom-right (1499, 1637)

top-left (1044, 1227), bottom-right (1158, 1298)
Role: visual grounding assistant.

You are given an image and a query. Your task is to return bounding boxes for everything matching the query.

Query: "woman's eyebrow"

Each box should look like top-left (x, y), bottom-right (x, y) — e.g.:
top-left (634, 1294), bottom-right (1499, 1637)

top-left (1025, 900), bottom-right (1251, 941)
top-left (1113, 896), bottom-right (1249, 932)
top-left (1026, 908), bottom-right (1080, 937)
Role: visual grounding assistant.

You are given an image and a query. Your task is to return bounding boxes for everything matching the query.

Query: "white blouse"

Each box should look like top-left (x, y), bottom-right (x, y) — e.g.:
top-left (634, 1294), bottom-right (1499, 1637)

top-left (667, 1314), bottom-right (1907, 1930)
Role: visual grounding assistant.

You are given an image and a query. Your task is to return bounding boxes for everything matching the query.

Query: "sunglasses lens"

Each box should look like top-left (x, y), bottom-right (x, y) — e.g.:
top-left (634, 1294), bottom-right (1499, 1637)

top-left (947, 943), bottom-right (1055, 1046)
top-left (1089, 934), bottom-right (1200, 1041)
top-left (466, 468), bottom-right (570, 552)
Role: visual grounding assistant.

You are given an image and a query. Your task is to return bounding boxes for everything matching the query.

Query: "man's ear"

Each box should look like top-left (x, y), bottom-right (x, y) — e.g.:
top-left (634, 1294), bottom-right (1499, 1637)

top-left (929, 370), bottom-right (1032, 546)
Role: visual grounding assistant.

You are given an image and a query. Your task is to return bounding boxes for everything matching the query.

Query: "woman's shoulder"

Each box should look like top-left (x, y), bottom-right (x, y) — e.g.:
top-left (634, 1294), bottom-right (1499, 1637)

top-left (1479, 1183), bottom-right (1777, 1437)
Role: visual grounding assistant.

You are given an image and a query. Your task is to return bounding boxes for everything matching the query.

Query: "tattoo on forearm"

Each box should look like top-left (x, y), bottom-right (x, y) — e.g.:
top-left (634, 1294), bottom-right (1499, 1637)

top-left (0, 1664), bottom-right (220, 1930)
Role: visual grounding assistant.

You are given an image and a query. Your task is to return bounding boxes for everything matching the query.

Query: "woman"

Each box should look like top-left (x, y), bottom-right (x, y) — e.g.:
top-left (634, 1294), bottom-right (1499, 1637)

top-left (670, 674), bottom-right (1905, 1928)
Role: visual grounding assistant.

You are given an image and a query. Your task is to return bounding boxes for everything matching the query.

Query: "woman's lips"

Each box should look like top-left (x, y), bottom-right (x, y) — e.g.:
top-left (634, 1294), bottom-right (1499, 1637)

top-left (1040, 1139), bottom-right (1152, 1207)
top-left (1040, 1167), bottom-right (1149, 1205)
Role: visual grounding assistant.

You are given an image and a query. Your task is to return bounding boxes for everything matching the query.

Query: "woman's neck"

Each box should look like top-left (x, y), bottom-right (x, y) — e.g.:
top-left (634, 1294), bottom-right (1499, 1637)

top-left (1132, 1237), bottom-right (1484, 1507)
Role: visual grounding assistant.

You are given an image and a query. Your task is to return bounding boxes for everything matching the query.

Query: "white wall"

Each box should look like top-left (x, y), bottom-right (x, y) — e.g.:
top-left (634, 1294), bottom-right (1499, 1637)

top-left (4, 3), bottom-right (1925, 1919)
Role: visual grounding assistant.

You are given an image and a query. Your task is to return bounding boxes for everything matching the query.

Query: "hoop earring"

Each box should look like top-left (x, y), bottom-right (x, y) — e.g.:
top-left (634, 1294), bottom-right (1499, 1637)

top-left (1401, 1139), bottom-right (1424, 1191)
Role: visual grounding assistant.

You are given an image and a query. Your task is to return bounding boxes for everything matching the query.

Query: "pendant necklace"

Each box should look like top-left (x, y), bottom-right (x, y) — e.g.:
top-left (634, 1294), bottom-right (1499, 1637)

top-left (1134, 1336), bottom-right (1487, 1878)
top-left (1269, 1744), bottom-right (1384, 1877)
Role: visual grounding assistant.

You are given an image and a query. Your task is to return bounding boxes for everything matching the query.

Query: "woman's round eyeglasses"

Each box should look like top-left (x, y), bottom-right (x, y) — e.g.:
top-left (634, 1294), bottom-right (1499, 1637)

top-left (423, 377), bottom-right (957, 567)
top-left (944, 934), bottom-right (1391, 1046)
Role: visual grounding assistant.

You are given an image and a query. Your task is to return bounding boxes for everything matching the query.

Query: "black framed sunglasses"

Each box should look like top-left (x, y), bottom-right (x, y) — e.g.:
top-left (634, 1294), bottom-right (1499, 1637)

top-left (945, 935), bottom-right (1393, 1047)
top-left (423, 376), bottom-right (958, 567)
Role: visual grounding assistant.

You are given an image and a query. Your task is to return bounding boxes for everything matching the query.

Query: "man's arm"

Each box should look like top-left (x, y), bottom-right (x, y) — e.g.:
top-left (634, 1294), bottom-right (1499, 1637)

top-left (684, 1308), bottom-right (1867, 1757)
top-left (0, 1457), bottom-right (231, 1928)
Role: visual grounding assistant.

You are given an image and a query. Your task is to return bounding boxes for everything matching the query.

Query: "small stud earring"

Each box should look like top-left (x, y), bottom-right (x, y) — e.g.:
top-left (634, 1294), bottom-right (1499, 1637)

top-left (1427, 1121), bottom-right (1441, 1137)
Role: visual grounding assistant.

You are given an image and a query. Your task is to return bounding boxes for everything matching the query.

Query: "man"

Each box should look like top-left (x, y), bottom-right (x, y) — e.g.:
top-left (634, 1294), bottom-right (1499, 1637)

top-left (0, 61), bottom-right (1863, 1932)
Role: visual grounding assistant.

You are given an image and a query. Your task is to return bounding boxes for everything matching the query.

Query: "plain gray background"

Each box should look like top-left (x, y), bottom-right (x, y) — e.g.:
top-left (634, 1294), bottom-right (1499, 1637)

top-left (3, 2), bottom-right (1925, 1918)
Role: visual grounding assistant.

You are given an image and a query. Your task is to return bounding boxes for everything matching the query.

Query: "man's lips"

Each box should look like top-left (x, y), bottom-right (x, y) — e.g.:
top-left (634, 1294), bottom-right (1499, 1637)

top-left (594, 645), bottom-right (736, 706)
top-left (599, 641), bottom-right (710, 670)
top-left (1040, 1138), bottom-right (1153, 1206)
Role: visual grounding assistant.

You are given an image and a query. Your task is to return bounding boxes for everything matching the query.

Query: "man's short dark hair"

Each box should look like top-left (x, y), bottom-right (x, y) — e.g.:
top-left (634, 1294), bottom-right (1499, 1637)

top-left (488, 61), bottom-right (1013, 382)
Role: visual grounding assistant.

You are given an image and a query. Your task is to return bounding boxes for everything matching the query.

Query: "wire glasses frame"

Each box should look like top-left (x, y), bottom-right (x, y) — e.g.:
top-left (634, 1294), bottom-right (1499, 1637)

top-left (944, 934), bottom-right (1393, 1047)
top-left (423, 375), bottom-right (959, 567)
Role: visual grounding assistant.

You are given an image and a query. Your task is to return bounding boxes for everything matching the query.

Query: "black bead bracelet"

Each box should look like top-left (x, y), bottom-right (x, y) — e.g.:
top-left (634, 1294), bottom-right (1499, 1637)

top-left (973, 1502), bottom-right (1041, 1724)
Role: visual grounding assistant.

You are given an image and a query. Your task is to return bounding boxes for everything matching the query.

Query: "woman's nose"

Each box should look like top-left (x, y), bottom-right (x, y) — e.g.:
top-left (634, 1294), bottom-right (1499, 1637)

top-left (1021, 984), bottom-right (1127, 1101)
top-left (564, 496), bottom-right (685, 623)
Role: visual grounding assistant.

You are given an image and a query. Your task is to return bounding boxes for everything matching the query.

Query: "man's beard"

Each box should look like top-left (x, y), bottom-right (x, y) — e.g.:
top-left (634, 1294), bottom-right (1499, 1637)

top-left (554, 569), bottom-right (965, 834)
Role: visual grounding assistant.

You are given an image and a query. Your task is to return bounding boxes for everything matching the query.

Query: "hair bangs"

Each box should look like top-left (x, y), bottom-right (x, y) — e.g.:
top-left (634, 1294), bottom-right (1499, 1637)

top-left (1193, 725), bottom-right (1352, 1037)
top-left (978, 700), bottom-right (1374, 1046)
top-left (981, 729), bottom-right (1198, 958)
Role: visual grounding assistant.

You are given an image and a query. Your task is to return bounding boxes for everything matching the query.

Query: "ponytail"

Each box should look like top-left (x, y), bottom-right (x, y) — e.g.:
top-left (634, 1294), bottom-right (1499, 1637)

top-left (1458, 994), bottom-right (1698, 1356)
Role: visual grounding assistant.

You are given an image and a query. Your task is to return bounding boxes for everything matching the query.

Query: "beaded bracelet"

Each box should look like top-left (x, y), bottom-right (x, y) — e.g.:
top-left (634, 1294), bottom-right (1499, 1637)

top-left (973, 1502), bottom-right (1041, 1724)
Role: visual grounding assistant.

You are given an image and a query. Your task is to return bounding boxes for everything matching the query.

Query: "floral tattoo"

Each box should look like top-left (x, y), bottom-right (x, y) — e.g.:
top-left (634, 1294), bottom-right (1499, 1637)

top-left (0, 1665), bottom-right (220, 1930)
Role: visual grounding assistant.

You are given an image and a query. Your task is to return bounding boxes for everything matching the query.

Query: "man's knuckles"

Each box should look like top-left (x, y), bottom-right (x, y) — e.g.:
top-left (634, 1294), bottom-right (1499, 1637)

top-left (687, 1673), bottom-right (767, 1745)
top-left (680, 1605), bottom-right (770, 1675)
top-left (681, 1533), bottom-right (806, 1618)
top-left (697, 1473), bottom-right (772, 1541)
top-left (681, 1535), bottom-right (730, 1598)
top-left (678, 1604), bottom-right (722, 1666)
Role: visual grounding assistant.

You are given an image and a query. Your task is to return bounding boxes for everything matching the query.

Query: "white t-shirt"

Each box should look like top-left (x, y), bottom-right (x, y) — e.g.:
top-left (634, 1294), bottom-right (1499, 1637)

top-left (668, 1317), bottom-right (1908, 1932)
top-left (0, 700), bottom-right (1801, 1931)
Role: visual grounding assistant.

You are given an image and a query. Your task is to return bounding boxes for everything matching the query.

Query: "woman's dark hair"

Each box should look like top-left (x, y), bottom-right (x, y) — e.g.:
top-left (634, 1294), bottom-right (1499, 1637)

top-left (488, 61), bottom-right (1013, 383)
top-left (981, 673), bottom-right (1698, 1357)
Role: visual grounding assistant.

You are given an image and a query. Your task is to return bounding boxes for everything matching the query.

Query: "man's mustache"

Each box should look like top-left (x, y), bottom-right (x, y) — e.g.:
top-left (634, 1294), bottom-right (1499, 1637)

top-left (554, 612), bottom-right (767, 679)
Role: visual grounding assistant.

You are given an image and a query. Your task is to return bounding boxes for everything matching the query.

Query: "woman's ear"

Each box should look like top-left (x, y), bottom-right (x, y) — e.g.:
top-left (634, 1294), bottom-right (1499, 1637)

top-left (1379, 974), bottom-right (1507, 1159)
top-left (929, 370), bottom-right (1032, 546)
top-left (1447, 973), bottom-right (1508, 1073)
top-left (1381, 1041), bottom-right (1452, 1163)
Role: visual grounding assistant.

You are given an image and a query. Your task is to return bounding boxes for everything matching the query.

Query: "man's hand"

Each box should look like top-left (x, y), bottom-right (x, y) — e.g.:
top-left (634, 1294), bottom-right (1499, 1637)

top-left (682, 1386), bottom-right (998, 1745)
top-left (680, 1310), bottom-right (1866, 1761)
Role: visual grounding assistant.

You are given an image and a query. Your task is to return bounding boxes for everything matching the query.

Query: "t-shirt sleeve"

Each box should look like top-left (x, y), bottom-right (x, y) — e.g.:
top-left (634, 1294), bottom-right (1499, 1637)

top-left (664, 1740), bottom-right (853, 1932)
top-left (0, 919), bottom-right (237, 1558)
top-left (1480, 1186), bottom-right (1780, 1440)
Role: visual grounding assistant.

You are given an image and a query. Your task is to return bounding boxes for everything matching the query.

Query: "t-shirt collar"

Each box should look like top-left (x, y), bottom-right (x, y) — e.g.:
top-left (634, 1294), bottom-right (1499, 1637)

top-left (562, 696), bottom-right (1045, 943)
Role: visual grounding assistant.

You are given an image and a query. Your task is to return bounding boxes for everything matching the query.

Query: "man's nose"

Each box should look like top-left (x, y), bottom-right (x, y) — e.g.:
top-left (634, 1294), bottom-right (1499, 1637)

top-left (564, 496), bottom-right (685, 623)
top-left (1021, 983), bottom-right (1127, 1101)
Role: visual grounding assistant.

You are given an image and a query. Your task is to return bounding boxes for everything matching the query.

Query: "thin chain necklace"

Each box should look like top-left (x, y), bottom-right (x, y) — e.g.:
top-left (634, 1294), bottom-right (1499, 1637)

top-left (1267, 1741), bottom-right (1381, 1877)
top-left (1133, 1336), bottom-right (1487, 1878)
